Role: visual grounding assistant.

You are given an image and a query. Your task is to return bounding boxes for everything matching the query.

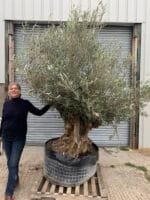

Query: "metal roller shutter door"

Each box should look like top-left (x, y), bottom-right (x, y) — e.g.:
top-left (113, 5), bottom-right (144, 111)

top-left (14, 25), bottom-right (132, 146)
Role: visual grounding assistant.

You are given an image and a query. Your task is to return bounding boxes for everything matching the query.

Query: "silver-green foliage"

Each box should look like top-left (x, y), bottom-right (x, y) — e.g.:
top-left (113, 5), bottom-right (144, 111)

top-left (17, 3), bottom-right (150, 129)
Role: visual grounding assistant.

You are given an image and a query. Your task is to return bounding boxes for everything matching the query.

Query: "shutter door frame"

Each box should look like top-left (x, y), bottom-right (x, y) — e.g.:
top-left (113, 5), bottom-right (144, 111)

top-left (8, 22), bottom-right (136, 147)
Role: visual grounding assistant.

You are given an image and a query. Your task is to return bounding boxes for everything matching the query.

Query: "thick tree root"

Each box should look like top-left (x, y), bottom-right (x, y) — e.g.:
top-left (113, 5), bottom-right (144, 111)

top-left (47, 134), bottom-right (96, 158)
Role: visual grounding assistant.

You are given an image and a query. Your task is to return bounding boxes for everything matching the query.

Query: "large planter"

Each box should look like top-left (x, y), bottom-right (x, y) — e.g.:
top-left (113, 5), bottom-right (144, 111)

top-left (44, 137), bottom-right (99, 187)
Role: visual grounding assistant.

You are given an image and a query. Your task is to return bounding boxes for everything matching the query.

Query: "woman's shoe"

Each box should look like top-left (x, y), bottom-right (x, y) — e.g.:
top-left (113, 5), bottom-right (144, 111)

top-left (5, 195), bottom-right (13, 200)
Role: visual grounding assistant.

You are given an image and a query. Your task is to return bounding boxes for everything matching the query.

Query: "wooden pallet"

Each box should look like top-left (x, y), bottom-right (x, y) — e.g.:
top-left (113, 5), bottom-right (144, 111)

top-left (30, 163), bottom-right (108, 200)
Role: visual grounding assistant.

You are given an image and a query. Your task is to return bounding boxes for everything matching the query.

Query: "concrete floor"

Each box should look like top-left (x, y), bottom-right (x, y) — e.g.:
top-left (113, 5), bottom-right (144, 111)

top-left (1, 146), bottom-right (150, 200)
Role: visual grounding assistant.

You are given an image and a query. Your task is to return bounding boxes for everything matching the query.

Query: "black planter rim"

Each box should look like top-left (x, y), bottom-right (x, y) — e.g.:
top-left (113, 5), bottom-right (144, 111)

top-left (45, 137), bottom-right (99, 167)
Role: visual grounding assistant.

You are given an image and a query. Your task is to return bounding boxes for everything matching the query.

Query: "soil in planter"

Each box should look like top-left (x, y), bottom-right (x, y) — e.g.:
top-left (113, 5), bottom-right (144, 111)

top-left (46, 134), bottom-right (97, 158)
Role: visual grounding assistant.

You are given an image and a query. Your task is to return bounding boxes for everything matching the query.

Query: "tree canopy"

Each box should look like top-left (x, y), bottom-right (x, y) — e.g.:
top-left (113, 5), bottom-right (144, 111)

top-left (17, 6), bottom-right (141, 126)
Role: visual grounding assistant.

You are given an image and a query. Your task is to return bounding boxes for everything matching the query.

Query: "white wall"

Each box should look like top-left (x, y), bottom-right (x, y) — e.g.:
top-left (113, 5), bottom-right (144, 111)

top-left (0, 0), bottom-right (150, 148)
top-left (0, 0), bottom-right (148, 22)
top-left (0, 1), bottom-right (5, 83)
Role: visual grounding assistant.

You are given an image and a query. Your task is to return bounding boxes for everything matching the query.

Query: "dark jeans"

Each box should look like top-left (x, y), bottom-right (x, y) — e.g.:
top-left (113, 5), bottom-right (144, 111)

top-left (3, 138), bottom-right (26, 196)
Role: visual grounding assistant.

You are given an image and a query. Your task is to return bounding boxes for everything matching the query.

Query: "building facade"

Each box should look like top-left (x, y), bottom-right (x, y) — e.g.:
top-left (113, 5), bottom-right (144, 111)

top-left (0, 0), bottom-right (150, 148)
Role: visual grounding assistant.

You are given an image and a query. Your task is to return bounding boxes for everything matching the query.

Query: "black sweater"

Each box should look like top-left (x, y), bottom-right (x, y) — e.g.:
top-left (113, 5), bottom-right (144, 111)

top-left (0, 97), bottom-right (50, 140)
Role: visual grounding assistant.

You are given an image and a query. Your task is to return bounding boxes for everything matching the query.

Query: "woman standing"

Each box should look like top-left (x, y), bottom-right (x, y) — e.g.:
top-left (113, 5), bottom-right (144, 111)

top-left (0, 82), bottom-right (51, 200)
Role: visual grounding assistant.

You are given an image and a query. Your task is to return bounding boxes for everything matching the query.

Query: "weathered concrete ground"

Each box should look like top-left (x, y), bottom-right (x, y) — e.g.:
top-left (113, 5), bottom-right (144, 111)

top-left (1, 146), bottom-right (150, 200)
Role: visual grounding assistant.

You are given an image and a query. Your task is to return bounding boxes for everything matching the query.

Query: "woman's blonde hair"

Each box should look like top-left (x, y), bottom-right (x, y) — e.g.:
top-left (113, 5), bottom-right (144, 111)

top-left (9, 82), bottom-right (21, 90)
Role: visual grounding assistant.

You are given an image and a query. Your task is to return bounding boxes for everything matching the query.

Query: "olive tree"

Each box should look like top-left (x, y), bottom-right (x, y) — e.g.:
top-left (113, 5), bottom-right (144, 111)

top-left (16, 2), bottom-right (150, 157)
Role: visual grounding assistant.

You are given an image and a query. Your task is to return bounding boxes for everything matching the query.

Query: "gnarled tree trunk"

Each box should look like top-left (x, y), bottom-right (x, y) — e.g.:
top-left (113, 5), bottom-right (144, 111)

top-left (49, 115), bottom-right (95, 158)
